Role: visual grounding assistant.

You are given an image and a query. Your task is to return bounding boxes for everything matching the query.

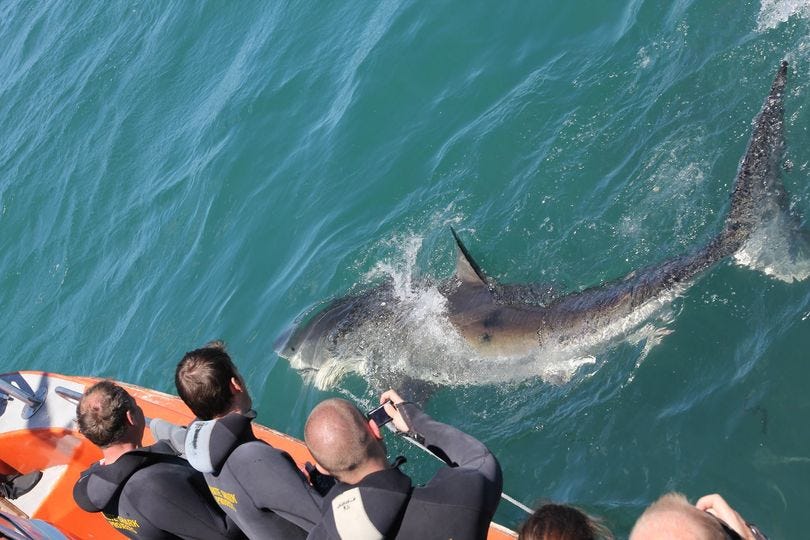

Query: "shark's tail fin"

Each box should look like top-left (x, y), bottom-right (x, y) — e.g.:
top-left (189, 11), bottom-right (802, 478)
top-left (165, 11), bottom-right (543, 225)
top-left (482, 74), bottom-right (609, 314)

top-left (733, 207), bottom-right (810, 282)
top-left (719, 60), bottom-right (810, 281)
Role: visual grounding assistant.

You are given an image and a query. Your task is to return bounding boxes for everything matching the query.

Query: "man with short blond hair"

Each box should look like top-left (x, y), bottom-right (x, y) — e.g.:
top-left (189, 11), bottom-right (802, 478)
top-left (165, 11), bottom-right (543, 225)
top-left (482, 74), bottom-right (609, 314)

top-left (73, 380), bottom-right (244, 540)
top-left (630, 492), bottom-right (767, 540)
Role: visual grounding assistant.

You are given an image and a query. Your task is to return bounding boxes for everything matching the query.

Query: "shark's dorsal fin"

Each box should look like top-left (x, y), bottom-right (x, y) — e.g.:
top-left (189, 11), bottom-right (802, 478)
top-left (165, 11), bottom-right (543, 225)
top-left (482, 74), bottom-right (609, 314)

top-left (451, 227), bottom-right (489, 286)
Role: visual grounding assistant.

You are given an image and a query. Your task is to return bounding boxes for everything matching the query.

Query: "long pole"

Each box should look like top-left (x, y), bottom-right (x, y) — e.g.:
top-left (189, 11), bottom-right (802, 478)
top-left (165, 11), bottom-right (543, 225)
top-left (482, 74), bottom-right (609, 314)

top-left (388, 425), bottom-right (533, 515)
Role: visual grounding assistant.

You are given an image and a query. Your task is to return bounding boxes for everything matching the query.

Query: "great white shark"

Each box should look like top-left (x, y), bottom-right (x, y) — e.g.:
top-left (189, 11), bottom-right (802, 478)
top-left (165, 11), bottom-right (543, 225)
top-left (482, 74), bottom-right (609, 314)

top-left (275, 61), bottom-right (809, 390)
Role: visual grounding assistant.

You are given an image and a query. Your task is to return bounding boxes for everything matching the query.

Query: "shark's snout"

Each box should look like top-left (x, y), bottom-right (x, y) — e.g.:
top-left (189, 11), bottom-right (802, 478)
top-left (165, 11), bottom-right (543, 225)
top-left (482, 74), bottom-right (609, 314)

top-left (273, 325), bottom-right (295, 357)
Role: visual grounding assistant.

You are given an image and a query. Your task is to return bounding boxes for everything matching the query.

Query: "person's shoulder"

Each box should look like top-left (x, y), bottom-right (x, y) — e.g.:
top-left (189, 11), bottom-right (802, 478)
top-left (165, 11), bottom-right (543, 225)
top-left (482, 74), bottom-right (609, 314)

top-left (124, 458), bottom-right (197, 492)
top-left (415, 465), bottom-right (492, 501)
top-left (228, 440), bottom-right (301, 471)
top-left (223, 442), bottom-right (307, 488)
top-left (229, 439), bottom-right (277, 459)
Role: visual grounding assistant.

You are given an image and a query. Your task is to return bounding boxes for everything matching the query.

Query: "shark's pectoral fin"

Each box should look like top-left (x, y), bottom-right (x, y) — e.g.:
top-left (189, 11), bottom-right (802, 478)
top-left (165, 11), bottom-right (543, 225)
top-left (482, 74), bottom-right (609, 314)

top-left (451, 227), bottom-right (490, 286)
top-left (396, 375), bottom-right (439, 406)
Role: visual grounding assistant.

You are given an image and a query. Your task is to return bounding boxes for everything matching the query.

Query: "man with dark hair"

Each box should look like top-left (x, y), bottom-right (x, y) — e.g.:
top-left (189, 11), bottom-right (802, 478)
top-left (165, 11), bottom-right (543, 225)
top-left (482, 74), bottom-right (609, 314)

top-left (174, 341), bottom-right (323, 539)
top-left (175, 340), bottom-right (243, 421)
top-left (73, 380), bottom-right (245, 540)
top-left (518, 503), bottom-right (613, 540)
top-left (303, 389), bottom-right (503, 540)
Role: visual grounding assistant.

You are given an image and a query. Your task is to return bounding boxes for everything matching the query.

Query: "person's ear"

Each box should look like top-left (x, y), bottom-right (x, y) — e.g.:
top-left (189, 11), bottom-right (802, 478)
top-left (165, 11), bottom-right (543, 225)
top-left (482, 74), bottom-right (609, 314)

top-left (229, 375), bottom-right (253, 414)
top-left (368, 419), bottom-right (383, 440)
top-left (126, 405), bottom-right (145, 432)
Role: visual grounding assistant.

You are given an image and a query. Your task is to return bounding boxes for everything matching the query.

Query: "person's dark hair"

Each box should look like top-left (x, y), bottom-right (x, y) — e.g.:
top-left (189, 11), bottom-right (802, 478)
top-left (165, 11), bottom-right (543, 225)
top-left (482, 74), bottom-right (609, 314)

top-left (175, 340), bottom-right (239, 420)
top-left (519, 503), bottom-right (613, 540)
top-left (76, 380), bottom-right (137, 447)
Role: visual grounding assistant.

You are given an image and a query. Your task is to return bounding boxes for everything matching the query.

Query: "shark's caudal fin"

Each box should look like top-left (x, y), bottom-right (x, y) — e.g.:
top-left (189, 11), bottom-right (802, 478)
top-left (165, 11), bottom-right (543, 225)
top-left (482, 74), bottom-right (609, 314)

top-left (722, 60), bottom-right (788, 250)
top-left (733, 208), bottom-right (810, 282)
top-left (721, 60), bottom-right (810, 281)
top-left (451, 227), bottom-right (490, 286)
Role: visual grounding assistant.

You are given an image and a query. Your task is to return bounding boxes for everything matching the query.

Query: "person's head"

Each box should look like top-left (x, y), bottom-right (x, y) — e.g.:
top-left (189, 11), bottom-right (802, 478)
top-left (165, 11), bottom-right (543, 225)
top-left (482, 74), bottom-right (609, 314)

top-left (519, 503), bottom-right (613, 540)
top-left (304, 398), bottom-right (387, 483)
top-left (76, 380), bottom-right (144, 448)
top-left (630, 492), bottom-right (734, 540)
top-left (175, 340), bottom-right (252, 420)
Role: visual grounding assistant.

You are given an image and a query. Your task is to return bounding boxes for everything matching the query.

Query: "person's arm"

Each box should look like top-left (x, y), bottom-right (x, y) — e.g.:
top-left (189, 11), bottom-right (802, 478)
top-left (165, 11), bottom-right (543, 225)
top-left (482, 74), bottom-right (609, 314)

top-left (379, 389), bottom-right (501, 485)
top-left (149, 418), bottom-right (188, 458)
top-left (696, 494), bottom-right (768, 540)
top-left (234, 443), bottom-right (324, 531)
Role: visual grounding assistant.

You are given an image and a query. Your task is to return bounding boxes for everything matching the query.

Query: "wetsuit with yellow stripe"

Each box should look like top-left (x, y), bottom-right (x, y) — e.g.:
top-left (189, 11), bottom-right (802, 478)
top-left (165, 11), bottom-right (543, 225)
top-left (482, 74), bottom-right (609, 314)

top-left (184, 412), bottom-right (323, 539)
top-left (73, 440), bottom-right (246, 540)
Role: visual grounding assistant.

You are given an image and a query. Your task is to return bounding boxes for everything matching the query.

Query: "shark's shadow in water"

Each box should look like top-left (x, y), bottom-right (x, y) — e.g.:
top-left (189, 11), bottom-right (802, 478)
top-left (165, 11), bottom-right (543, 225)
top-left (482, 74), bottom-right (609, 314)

top-left (275, 61), bottom-right (810, 391)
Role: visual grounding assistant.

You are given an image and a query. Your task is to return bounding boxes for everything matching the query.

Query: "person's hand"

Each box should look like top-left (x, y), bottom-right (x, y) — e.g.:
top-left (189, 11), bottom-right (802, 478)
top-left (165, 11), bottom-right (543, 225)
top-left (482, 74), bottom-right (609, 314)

top-left (304, 462), bottom-right (336, 496)
top-left (379, 389), bottom-right (410, 433)
top-left (695, 494), bottom-right (755, 540)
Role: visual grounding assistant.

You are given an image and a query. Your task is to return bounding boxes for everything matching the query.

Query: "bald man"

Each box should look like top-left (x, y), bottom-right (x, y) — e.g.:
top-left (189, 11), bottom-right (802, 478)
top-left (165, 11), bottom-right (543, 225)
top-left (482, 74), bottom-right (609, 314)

top-left (630, 492), bottom-right (767, 540)
top-left (304, 389), bottom-right (503, 540)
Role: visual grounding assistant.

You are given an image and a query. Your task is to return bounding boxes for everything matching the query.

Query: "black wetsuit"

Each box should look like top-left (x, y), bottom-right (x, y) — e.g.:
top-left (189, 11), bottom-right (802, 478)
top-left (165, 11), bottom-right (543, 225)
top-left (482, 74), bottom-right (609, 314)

top-left (184, 412), bottom-right (323, 540)
top-left (73, 440), bottom-right (245, 540)
top-left (307, 403), bottom-right (503, 540)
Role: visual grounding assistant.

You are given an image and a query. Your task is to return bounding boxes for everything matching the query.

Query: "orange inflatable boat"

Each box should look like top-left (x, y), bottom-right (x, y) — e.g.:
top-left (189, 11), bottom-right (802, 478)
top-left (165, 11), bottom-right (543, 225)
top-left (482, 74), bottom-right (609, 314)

top-left (0, 371), bottom-right (516, 539)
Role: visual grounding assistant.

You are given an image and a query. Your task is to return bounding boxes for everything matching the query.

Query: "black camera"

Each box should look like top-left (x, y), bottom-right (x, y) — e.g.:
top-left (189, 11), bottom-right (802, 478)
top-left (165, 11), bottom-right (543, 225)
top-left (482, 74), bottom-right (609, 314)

top-left (366, 400), bottom-right (393, 427)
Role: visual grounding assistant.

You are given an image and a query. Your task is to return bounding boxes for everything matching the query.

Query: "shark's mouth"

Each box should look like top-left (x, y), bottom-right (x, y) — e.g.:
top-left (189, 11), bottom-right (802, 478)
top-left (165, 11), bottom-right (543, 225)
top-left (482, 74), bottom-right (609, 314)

top-left (299, 356), bottom-right (366, 390)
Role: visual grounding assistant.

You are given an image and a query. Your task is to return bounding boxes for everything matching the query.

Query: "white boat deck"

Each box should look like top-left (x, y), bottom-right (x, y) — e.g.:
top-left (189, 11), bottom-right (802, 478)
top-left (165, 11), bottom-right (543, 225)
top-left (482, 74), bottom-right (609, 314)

top-left (0, 373), bottom-right (89, 517)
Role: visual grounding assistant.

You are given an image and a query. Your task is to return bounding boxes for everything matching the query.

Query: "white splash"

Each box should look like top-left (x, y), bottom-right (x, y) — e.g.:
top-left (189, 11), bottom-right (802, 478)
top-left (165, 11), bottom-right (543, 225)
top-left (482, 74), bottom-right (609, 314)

top-left (757, 0), bottom-right (810, 32)
top-left (734, 214), bottom-right (810, 282)
top-left (309, 356), bottom-right (366, 390)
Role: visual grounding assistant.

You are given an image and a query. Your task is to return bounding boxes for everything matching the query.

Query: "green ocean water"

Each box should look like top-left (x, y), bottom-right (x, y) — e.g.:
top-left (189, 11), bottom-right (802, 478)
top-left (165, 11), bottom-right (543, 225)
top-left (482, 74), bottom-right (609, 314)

top-left (2, 1), bottom-right (810, 537)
